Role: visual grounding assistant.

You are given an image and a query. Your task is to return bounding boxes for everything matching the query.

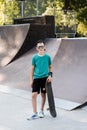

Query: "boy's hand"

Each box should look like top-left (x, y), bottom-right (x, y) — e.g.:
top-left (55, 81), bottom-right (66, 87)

top-left (47, 75), bottom-right (52, 82)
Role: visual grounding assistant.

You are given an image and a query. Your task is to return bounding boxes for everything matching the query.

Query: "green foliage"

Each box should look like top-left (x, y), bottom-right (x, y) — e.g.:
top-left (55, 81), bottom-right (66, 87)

top-left (77, 7), bottom-right (87, 25)
top-left (0, 2), bottom-right (4, 25)
top-left (68, 0), bottom-right (87, 36)
top-left (0, 0), bottom-right (87, 37)
top-left (77, 22), bottom-right (87, 36)
top-left (69, 0), bottom-right (87, 11)
top-left (0, 0), bottom-right (20, 25)
top-left (0, 0), bottom-right (4, 3)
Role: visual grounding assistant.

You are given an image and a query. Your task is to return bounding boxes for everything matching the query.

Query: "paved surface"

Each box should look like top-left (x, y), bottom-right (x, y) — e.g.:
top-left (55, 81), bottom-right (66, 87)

top-left (0, 86), bottom-right (87, 130)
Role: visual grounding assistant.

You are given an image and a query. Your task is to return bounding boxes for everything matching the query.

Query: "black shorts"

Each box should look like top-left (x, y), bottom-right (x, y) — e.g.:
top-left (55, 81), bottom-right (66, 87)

top-left (32, 77), bottom-right (47, 94)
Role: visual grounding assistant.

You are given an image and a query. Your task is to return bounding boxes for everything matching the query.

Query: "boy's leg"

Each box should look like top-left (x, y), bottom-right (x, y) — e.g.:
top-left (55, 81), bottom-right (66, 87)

top-left (32, 78), bottom-right (40, 113)
top-left (40, 77), bottom-right (47, 111)
top-left (27, 92), bottom-right (38, 120)
top-left (38, 93), bottom-right (46, 118)
top-left (41, 93), bottom-right (46, 111)
top-left (32, 92), bottom-right (38, 113)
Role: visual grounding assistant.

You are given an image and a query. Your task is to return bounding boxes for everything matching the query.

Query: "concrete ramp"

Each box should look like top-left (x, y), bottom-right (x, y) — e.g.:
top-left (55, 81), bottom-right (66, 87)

top-left (0, 24), bottom-right (30, 67)
top-left (0, 38), bottom-right (87, 110)
top-left (0, 38), bottom-right (61, 89)
top-left (53, 38), bottom-right (87, 110)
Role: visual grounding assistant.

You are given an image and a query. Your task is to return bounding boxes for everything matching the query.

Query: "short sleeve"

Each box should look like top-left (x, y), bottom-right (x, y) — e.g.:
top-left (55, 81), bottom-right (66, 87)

top-left (32, 55), bottom-right (35, 66)
top-left (49, 56), bottom-right (52, 65)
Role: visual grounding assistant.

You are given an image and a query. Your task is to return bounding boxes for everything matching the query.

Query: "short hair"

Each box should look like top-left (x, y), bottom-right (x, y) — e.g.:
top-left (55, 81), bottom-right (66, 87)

top-left (37, 40), bottom-right (44, 45)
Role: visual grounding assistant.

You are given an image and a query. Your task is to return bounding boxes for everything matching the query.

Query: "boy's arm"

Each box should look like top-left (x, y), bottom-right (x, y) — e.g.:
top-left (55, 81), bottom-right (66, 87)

top-left (47, 64), bottom-right (53, 82)
top-left (29, 65), bottom-right (34, 87)
top-left (49, 64), bottom-right (53, 73)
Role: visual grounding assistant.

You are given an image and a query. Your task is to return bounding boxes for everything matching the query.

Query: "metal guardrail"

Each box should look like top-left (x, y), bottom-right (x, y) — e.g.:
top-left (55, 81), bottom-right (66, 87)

top-left (55, 33), bottom-right (76, 38)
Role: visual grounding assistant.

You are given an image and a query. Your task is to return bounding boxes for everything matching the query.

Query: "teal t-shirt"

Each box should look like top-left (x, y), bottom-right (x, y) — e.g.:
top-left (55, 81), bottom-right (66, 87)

top-left (32, 54), bottom-right (52, 79)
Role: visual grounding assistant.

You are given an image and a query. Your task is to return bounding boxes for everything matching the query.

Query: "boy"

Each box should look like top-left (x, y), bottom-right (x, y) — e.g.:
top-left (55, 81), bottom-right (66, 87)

top-left (29, 40), bottom-right (53, 119)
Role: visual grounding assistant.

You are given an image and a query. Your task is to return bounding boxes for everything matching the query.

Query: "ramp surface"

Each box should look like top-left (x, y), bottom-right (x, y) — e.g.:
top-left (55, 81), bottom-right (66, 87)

top-left (0, 24), bottom-right (30, 67)
top-left (0, 38), bottom-right (87, 110)
top-left (0, 38), bottom-right (61, 89)
top-left (53, 38), bottom-right (87, 109)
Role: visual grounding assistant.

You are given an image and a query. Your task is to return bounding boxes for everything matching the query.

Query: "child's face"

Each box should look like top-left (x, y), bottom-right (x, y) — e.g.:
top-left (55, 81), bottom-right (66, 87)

top-left (36, 43), bottom-right (45, 53)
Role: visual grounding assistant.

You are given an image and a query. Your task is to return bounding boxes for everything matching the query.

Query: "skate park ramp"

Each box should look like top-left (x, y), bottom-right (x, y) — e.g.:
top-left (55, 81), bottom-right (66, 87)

top-left (0, 38), bottom-right (61, 90)
top-left (53, 38), bottom-right (87, 110)
top-left (0, 38), bottom-right (87, 110)
top-left (0, 24), bottom-right (30, 67)
top-left (0, 16), bottom-right (55, 68)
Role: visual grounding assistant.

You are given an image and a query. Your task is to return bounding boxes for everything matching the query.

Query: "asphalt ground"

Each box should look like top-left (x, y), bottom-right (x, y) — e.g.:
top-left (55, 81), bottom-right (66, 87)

top-left (0, 86), bottom-right (87, 130)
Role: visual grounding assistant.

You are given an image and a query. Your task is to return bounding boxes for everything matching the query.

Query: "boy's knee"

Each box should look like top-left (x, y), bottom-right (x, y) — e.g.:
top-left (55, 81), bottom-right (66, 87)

top-left (41, 93), bottom-right (46, 98)
top-left (32, 92), bottom-right (37, 99)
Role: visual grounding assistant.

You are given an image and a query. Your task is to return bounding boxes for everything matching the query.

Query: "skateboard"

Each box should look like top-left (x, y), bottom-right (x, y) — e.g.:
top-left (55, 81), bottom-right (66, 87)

top-left (46, 81), bottom-right (57, 117)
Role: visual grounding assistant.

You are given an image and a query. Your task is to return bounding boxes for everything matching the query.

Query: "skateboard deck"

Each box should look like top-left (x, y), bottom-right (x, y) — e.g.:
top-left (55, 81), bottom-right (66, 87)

top-left (46, 81), bottom-right (57, 117)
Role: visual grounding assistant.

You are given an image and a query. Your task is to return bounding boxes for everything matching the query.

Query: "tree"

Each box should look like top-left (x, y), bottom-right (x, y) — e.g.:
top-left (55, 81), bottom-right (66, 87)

top-left (0, 0), bottom-right (21, 24)
top-left (0, 0), bottom-right (87, 37)
top-left (65, 0), bottom-right (87, 36)
top-left (52, 0), bottom-right (87, 36)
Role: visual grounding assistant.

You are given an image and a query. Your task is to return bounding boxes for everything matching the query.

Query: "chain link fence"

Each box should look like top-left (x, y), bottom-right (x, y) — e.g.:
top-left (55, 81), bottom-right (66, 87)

top-left (1, 0), bottom-right (76, 37)
top-left (43, 8), bottom-right (76, 38)
top-left (55, 10), bottom-right (76, 38)
top-left (3, 0), bottom-right (46, 24)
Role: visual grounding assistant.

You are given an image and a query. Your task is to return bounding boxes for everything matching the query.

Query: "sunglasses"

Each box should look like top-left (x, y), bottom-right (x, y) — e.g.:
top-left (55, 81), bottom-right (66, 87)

top-left (37, 45), bottom-right (45, 49)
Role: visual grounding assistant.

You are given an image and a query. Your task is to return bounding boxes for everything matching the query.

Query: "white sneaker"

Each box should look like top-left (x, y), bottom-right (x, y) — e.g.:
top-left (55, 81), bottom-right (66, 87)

top-left (27, 113), bottom-right (39, 120)
top-left (38, 111), bottom-right (45, 118)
